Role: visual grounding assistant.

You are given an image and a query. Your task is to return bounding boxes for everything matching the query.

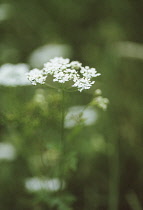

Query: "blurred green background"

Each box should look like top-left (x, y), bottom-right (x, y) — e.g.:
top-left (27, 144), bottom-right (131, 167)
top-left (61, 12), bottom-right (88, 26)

top-left (0, 0), bottom-right (143, 210)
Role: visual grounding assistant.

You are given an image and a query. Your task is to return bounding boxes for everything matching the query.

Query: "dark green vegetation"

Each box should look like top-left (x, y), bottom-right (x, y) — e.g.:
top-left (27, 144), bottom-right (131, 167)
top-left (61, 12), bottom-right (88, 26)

top-left (0, 0), bottom-right (143, 209)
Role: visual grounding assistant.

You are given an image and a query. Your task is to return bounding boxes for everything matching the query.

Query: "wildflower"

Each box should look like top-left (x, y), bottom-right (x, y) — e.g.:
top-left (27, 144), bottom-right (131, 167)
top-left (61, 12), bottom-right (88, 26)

top-left (25, 177), bottom-right (64, 192)
top-left (64, 105), bottom-right (97, 128)
top-left (29, 44), bottom-right (72, 68)
top-left (94, 89), bottom-right (102, 95)
top-left (91, 96), bottom-right (109, 110)
top-left (0, 63), bottom-right (31, 86)
top-left (27, 57), bottom-right (100, 92)
top-left (0, 143), bottom-right (16, 161)
top-left (90, 89), bottom-right (109, 110)
top-left (26, 68), bottom-right (46, 85)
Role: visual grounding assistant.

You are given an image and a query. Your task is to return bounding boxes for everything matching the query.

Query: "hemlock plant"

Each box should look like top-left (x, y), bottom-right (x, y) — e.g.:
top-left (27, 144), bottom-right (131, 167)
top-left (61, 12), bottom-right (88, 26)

top-left (26, 57), bottom-right (108, 195)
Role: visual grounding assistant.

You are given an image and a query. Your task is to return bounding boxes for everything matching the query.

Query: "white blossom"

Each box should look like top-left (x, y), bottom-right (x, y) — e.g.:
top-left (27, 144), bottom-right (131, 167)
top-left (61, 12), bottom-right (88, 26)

top-left (72, 77), bottom-right (95, 92)
top-left (64, 105), bottom-right (98, 128)
top-left (25, 177), bottom-right (64, 192)
top-left (0, 143), bottom-right (16, 161)
top-left (26, 68), bottom-right (46, 85)
top-left (0, 63), bottom-right (31, 86)
top-left (89, 89), bottom-right (109, 110)
top-left (29, 44), bottom-right (72, 68)
top-left (94, 89), bottom-right (102, 95)
top-left (27, 57), bottom-right (101, 92)
top-left (91, 96), bottom-right (109, 110)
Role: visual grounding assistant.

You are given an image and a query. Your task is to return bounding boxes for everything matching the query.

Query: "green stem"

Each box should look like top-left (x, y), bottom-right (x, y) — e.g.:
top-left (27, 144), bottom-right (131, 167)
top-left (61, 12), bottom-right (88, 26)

top-left (61, 89), bottom-right (65, 149)
top-left (45, 83), bottom-right (58, 90)
top-left (60, 88), bottom-right (66, 189)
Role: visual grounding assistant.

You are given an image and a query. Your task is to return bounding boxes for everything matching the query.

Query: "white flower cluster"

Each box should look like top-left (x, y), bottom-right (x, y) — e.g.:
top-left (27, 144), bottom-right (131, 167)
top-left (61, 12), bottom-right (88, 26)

top-left (27, 57), bottom-right (101, 92)
top-left (64, 105), bottom-right (97, 128)
top-left (0, 63), bottom-right (31, 86)
top-left (93, 96), bottom-right (109, 110)
top-left (90, 89), bottom-right (109, 110)
top-left (29, 44), bottom-right (72, 68)
top-left (0, 143), bottom-right (16, 161)
top-left (25, 177), bottom-right (64, 192)
top-left (26, 68), bottom-right (47, 85)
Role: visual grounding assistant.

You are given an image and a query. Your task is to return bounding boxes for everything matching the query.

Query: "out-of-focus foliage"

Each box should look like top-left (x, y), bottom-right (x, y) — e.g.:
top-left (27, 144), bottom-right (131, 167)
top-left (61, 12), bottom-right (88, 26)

top-left (0, 0), bottom-right (143, 209)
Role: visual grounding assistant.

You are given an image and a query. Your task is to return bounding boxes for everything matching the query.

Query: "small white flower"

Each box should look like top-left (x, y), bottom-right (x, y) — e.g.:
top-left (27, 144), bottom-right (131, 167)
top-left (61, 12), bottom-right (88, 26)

top-left (27, 57), bottom-right (101, 92)
top-left (95, 89), bottom-right (102, 95)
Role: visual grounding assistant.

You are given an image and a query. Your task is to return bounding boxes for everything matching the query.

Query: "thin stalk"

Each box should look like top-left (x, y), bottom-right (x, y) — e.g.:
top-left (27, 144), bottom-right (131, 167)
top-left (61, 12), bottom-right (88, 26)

top-left (60, 88), bottom-right (66, 189)
top-left (45, 83), bottom-right (58, 90)
top-left (61, 89), bottom-right (65, 148)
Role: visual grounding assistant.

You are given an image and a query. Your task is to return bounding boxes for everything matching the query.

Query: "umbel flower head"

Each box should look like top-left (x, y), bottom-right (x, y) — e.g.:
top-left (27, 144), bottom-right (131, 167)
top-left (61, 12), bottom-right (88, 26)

top-left (27, 57), bottom-right (101, 92)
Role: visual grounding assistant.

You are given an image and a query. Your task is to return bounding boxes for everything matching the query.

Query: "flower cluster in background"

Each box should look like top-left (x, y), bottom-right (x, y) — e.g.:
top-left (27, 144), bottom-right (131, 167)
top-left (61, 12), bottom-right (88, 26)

top-left (27, 57), bottom-right (101, 92)
top-left (0, 63), bottom-right (31, 86)
top-left (25, 177), bottom-right (64, 192)
top-left (64, 105), bottom-right (97, 128)
top-left (0, 143), bottom-right (16, 161)
top-left (90, 89), bottom-right (109, 110)
top-left (29, 44), bottom-right (72, 68)
top-left (0, 3), bottom-right (12, 22)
